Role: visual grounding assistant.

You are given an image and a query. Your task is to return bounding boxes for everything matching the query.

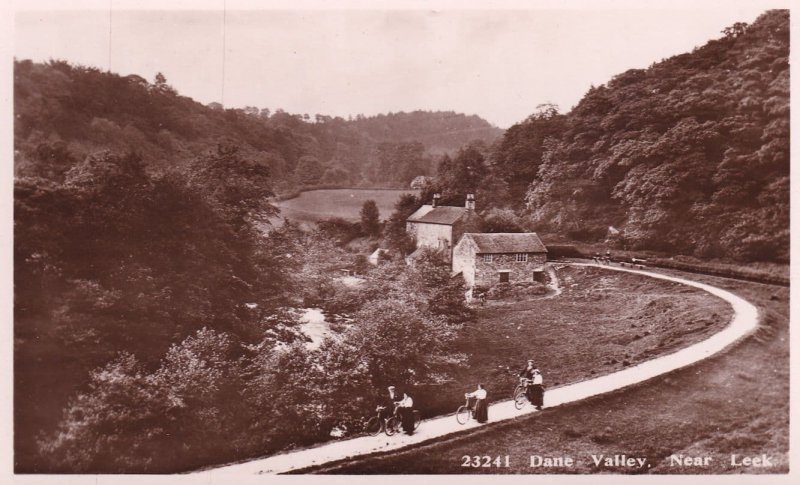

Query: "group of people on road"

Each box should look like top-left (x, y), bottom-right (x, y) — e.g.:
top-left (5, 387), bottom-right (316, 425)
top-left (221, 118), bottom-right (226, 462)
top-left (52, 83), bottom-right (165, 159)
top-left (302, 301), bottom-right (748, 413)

top-left (593, 250), bottom-right (613, 265)
top-left (380, 359), bottom-right (544, 432)
top-left (378, 386), bottom-right (416, 435)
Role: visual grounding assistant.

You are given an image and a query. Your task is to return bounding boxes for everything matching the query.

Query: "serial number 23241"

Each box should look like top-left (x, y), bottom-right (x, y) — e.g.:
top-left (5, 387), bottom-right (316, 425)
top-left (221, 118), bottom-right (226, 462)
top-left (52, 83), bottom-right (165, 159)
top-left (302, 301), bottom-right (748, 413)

top-left (461, 455), bottom-right (511, 467)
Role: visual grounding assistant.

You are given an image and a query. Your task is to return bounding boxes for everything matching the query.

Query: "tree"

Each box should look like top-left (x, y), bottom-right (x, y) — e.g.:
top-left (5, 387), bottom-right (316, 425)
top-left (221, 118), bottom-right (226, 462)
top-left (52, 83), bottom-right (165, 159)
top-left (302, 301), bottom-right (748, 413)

top-left (385, 193), bottom-right (419, 255)
top-left (360, 199), bottom-right (381, 237)
top-left (339, 298), bottom-right (463, 388)
top-left (490, 103), bottom-right (565, 201)
top-left (722, 22), bottom-right (748, 39)
top-left (435, 141), bottom-right (488, 205)
top-left (41, 328), bottom-right (249, 472)
top-left (152, 72), bottom-right (176, 95)
top-left (295, 155), bottom-right (323, 185)
top-left (186, 144), bottom-right (277, 230)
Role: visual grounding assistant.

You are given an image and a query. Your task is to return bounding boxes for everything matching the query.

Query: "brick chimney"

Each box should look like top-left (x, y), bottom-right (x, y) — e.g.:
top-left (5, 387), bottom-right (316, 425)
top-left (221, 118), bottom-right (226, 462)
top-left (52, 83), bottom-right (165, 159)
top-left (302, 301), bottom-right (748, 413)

top-left (465, 193), bottom-right (475, 211)
top-left (432, 193), bottom-right (441, 208)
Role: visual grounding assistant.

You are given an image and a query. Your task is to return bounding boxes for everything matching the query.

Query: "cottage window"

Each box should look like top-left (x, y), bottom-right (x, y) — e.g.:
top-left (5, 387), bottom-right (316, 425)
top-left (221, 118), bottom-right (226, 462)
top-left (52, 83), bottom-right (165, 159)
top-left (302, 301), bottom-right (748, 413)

top-left (483, 254), bottom-right (493, 263)
top-left (516, 253), bottom-right (528, 262)
top-left (499, 272), bottom-right (510, 283)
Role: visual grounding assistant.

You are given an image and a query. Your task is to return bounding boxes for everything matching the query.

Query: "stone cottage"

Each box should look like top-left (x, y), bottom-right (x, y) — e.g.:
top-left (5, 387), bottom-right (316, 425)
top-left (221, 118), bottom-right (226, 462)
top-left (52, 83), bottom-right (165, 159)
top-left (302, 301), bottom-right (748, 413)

top-left (452, 233), bottom-right (548, 289)
top-left (406, 194), bottom-right (482, 262)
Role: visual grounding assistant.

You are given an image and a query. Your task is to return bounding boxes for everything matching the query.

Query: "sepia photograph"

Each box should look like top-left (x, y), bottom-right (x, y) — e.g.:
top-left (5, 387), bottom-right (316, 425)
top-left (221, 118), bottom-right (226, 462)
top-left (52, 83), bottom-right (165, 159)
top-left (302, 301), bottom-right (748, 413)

top-left (5, 0), bottom-right (796, 481)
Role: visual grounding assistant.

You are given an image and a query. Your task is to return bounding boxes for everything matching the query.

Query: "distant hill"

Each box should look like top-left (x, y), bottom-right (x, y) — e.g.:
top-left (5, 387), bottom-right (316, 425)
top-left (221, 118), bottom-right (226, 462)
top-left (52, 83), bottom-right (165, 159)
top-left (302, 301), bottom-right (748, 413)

top-left (13, 61), bottom-right (502, 190)
top-left (349, 110), bottom-right (504, 155)
top-left (488, 10), bottom-right (788, 262)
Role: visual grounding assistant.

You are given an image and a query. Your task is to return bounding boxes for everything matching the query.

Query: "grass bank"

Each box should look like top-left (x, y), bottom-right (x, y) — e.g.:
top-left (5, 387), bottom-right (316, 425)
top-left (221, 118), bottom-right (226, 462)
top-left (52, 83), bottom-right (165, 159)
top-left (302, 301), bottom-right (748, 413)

top-left (391, 265), bottom-right (733, 423)
top-left (272, 188), bottom-right (417, 225)
top-left (304, 271), bottom-right (788, 474)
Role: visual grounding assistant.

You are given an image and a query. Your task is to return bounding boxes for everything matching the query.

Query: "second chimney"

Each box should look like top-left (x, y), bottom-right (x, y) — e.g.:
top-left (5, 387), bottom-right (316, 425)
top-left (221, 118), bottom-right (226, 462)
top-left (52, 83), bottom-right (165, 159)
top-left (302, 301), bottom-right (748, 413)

top-left (432, 193), bottom-right (441, 208)
top-left (465, 194), bottom-right (475, 211)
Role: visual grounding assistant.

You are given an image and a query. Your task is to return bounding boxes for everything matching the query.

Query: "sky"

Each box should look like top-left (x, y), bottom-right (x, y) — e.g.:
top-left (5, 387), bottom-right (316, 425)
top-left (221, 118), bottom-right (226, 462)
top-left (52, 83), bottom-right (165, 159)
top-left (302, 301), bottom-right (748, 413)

top-left (13, 1), bottom-right (774, 128)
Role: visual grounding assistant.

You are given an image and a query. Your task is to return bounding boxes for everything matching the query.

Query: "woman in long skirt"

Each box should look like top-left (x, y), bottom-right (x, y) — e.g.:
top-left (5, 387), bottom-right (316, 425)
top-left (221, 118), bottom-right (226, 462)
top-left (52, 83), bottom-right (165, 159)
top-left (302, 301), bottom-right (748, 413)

top-left (398, 392), bottom-right (415, 435)
top-left (466, 384), bottom-right (488, 423)
top-left (531, 369), bottom-right (544, 410)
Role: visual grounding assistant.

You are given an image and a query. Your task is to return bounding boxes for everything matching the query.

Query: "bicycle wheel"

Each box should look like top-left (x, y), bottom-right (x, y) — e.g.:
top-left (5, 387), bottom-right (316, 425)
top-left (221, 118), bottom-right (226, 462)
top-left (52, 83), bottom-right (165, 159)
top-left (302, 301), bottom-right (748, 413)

top-left (413, 410), bottom-right (422, 430)
top-left (365, 416), bottom-right (382, 436)
top-left (385, 416), bottom-right (401, 436)
top-left (514, 390), bottom-right (527, 410)
top-left (512, 384), bottom-right (524, 399)
top-left (456, 405), bottom-right (471, 425)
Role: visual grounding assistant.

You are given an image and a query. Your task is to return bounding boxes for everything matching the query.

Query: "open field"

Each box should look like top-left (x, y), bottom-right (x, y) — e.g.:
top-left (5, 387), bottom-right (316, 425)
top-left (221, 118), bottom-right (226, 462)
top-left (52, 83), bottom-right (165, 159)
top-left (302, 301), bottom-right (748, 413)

top-left (273, 188), bottom-right (416, 225)
top-left (304, 271), bottom-right (789, 474)
top-left (387, 265), bottom-right (733, 423)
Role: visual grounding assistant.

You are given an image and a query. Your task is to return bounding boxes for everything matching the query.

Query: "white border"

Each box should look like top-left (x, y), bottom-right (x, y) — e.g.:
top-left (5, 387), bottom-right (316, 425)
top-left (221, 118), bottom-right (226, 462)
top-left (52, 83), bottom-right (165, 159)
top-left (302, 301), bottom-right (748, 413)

top-left (2, 1), bottom-right (797, 484)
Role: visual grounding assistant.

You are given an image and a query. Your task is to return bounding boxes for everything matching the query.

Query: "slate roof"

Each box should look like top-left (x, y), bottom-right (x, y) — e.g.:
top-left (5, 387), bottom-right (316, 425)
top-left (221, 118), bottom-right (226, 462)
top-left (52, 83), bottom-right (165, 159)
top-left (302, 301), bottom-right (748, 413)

top-left (407, 205), bottom-right (469, 225)
top-left (464, 233), bottom-right (547, 254)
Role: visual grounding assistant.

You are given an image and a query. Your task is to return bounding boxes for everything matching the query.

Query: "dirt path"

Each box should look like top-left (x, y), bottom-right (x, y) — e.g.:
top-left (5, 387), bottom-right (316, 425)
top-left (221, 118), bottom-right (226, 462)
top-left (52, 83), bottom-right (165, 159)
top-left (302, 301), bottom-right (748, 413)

top-left (201, 263), bottom-right (760, 476)
top-left (544, 263), bottom-right (563, 298)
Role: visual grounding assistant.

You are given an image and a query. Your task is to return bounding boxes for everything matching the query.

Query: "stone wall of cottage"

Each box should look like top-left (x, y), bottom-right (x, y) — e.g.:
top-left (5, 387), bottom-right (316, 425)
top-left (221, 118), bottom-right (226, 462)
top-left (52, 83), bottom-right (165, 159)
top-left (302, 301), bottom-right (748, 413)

top-left (474, 252), bottom-right (547, 288)
top-left (452, 236), bottom-right (477, 288)
top-left (407, 221), bottom-right (454, 252)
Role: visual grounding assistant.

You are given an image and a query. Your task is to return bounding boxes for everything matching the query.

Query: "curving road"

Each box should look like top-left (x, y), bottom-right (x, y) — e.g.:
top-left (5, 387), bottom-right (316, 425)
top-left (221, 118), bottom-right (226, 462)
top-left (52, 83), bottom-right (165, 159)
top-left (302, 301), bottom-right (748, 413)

top-left (201, 263), bottom-right (760, 476)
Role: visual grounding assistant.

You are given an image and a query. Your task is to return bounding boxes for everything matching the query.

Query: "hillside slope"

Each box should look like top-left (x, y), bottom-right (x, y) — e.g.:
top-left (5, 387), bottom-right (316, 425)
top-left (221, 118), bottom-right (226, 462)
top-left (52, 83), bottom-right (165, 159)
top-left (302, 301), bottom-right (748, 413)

top-left (13, 61), bottom-right (502, 189)
top-left (470, 11), bottom-right (788, 262)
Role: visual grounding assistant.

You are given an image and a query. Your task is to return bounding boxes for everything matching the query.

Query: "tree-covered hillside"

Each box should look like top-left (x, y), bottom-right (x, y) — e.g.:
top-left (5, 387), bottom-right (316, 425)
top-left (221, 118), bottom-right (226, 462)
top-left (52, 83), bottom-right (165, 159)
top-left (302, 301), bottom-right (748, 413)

top-left (350, 110), bottom-right (503, 156)
top-left (14, 58), bottom-right (489, 473)
top-left (13, 60), bottom-right (502, 190)
top-left (424, 10), bottom-right (788, 263)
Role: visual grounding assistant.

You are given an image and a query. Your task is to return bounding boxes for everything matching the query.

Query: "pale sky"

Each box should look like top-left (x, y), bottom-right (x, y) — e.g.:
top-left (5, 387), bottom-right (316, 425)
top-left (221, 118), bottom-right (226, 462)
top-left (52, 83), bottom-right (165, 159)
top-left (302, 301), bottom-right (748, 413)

top-left (13, 1), bottom-right (774, 128)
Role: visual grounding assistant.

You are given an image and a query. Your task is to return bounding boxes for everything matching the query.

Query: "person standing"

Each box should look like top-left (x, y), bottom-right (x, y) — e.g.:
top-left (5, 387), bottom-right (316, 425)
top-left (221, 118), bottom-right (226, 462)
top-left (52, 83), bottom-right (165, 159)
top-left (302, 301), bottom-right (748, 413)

top-left (530, 369), bottom-right (544, 410)
top-left (519, 359), bottom-right (536, 402)
top-left (397, 392), bottom-right (415, 435)
top-left (466, 384), bottom-right (488, 423)
top-left (379, 386), bottom-right (399, 421)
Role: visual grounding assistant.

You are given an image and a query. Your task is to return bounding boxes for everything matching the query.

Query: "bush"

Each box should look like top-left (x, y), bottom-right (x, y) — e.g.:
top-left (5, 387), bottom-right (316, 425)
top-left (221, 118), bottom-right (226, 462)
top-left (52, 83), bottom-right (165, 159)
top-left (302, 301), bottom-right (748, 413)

top-left (39, 328), bottom-right (248, 473)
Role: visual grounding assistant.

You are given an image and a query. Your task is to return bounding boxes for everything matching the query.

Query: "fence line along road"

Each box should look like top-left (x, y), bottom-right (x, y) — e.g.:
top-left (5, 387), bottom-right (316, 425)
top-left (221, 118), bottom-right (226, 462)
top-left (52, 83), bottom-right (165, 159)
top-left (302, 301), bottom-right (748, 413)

top-left (201, 263), bottom-right (760, 476)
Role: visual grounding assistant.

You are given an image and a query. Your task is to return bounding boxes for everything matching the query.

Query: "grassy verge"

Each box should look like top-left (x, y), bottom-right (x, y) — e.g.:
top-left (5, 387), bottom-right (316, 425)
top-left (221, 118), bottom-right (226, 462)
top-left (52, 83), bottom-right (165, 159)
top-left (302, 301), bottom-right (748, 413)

top-left (272, 188), bottom-right (417, 225)
top-left (385, 265), bottom-right (732, 423)
top-left (273, 184), bottom-right (414, 202)
top-left (303, 271), bottom-right (789, 474)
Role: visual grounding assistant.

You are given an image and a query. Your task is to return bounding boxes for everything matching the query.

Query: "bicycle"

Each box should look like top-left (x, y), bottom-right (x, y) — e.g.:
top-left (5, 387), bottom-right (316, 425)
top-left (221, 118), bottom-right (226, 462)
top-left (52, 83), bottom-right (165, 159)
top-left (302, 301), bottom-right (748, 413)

top-left (456, 395), bottom-right (476, 424)
top-left (366, 406), bottom-right (421, 436)
top-left (365, 406), bottom-right (396, 436)
top-left (513, 377), bottom-right (531, 410)
top-left (387, 407), bottom-right (422, 434)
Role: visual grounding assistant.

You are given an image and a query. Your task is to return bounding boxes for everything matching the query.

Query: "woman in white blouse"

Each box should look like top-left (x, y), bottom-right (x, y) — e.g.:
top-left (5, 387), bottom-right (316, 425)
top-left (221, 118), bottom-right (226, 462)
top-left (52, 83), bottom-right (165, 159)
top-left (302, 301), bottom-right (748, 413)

top-left (397, 392), bottom-right (415, 435)
top-left (465, 384), bottom-right (488, 423)
top-left (530, 369), bottom-right (544, 410)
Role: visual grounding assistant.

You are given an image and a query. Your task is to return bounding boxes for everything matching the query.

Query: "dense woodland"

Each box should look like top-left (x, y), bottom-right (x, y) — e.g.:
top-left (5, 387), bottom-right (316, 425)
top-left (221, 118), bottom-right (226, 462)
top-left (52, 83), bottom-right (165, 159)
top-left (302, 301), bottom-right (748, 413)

top-left (422, 10), bottom-right (788, 262)
top-left (13, 62), bottom-right (502, 190)
top-left (15, 144), bottom-right (470, 471)
top-left (13, 9), bottom-right (788, 473)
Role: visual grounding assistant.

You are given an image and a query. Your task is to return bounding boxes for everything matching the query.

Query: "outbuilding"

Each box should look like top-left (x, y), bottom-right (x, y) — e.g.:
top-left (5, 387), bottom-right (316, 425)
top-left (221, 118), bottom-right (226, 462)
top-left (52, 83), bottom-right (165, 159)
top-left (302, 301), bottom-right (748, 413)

top-left (452, 232), bottom-right (548, 289)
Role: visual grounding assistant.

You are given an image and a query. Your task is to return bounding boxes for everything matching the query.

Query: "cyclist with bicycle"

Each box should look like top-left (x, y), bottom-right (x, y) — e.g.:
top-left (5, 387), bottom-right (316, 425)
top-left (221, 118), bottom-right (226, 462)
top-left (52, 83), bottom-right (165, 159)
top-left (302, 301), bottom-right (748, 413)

top-left (519, 359), bottom-right (538, 404)
top-left (376, 385), bottom-right (400, 421)
top-left (465, 383), bottom-right (488, 423)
